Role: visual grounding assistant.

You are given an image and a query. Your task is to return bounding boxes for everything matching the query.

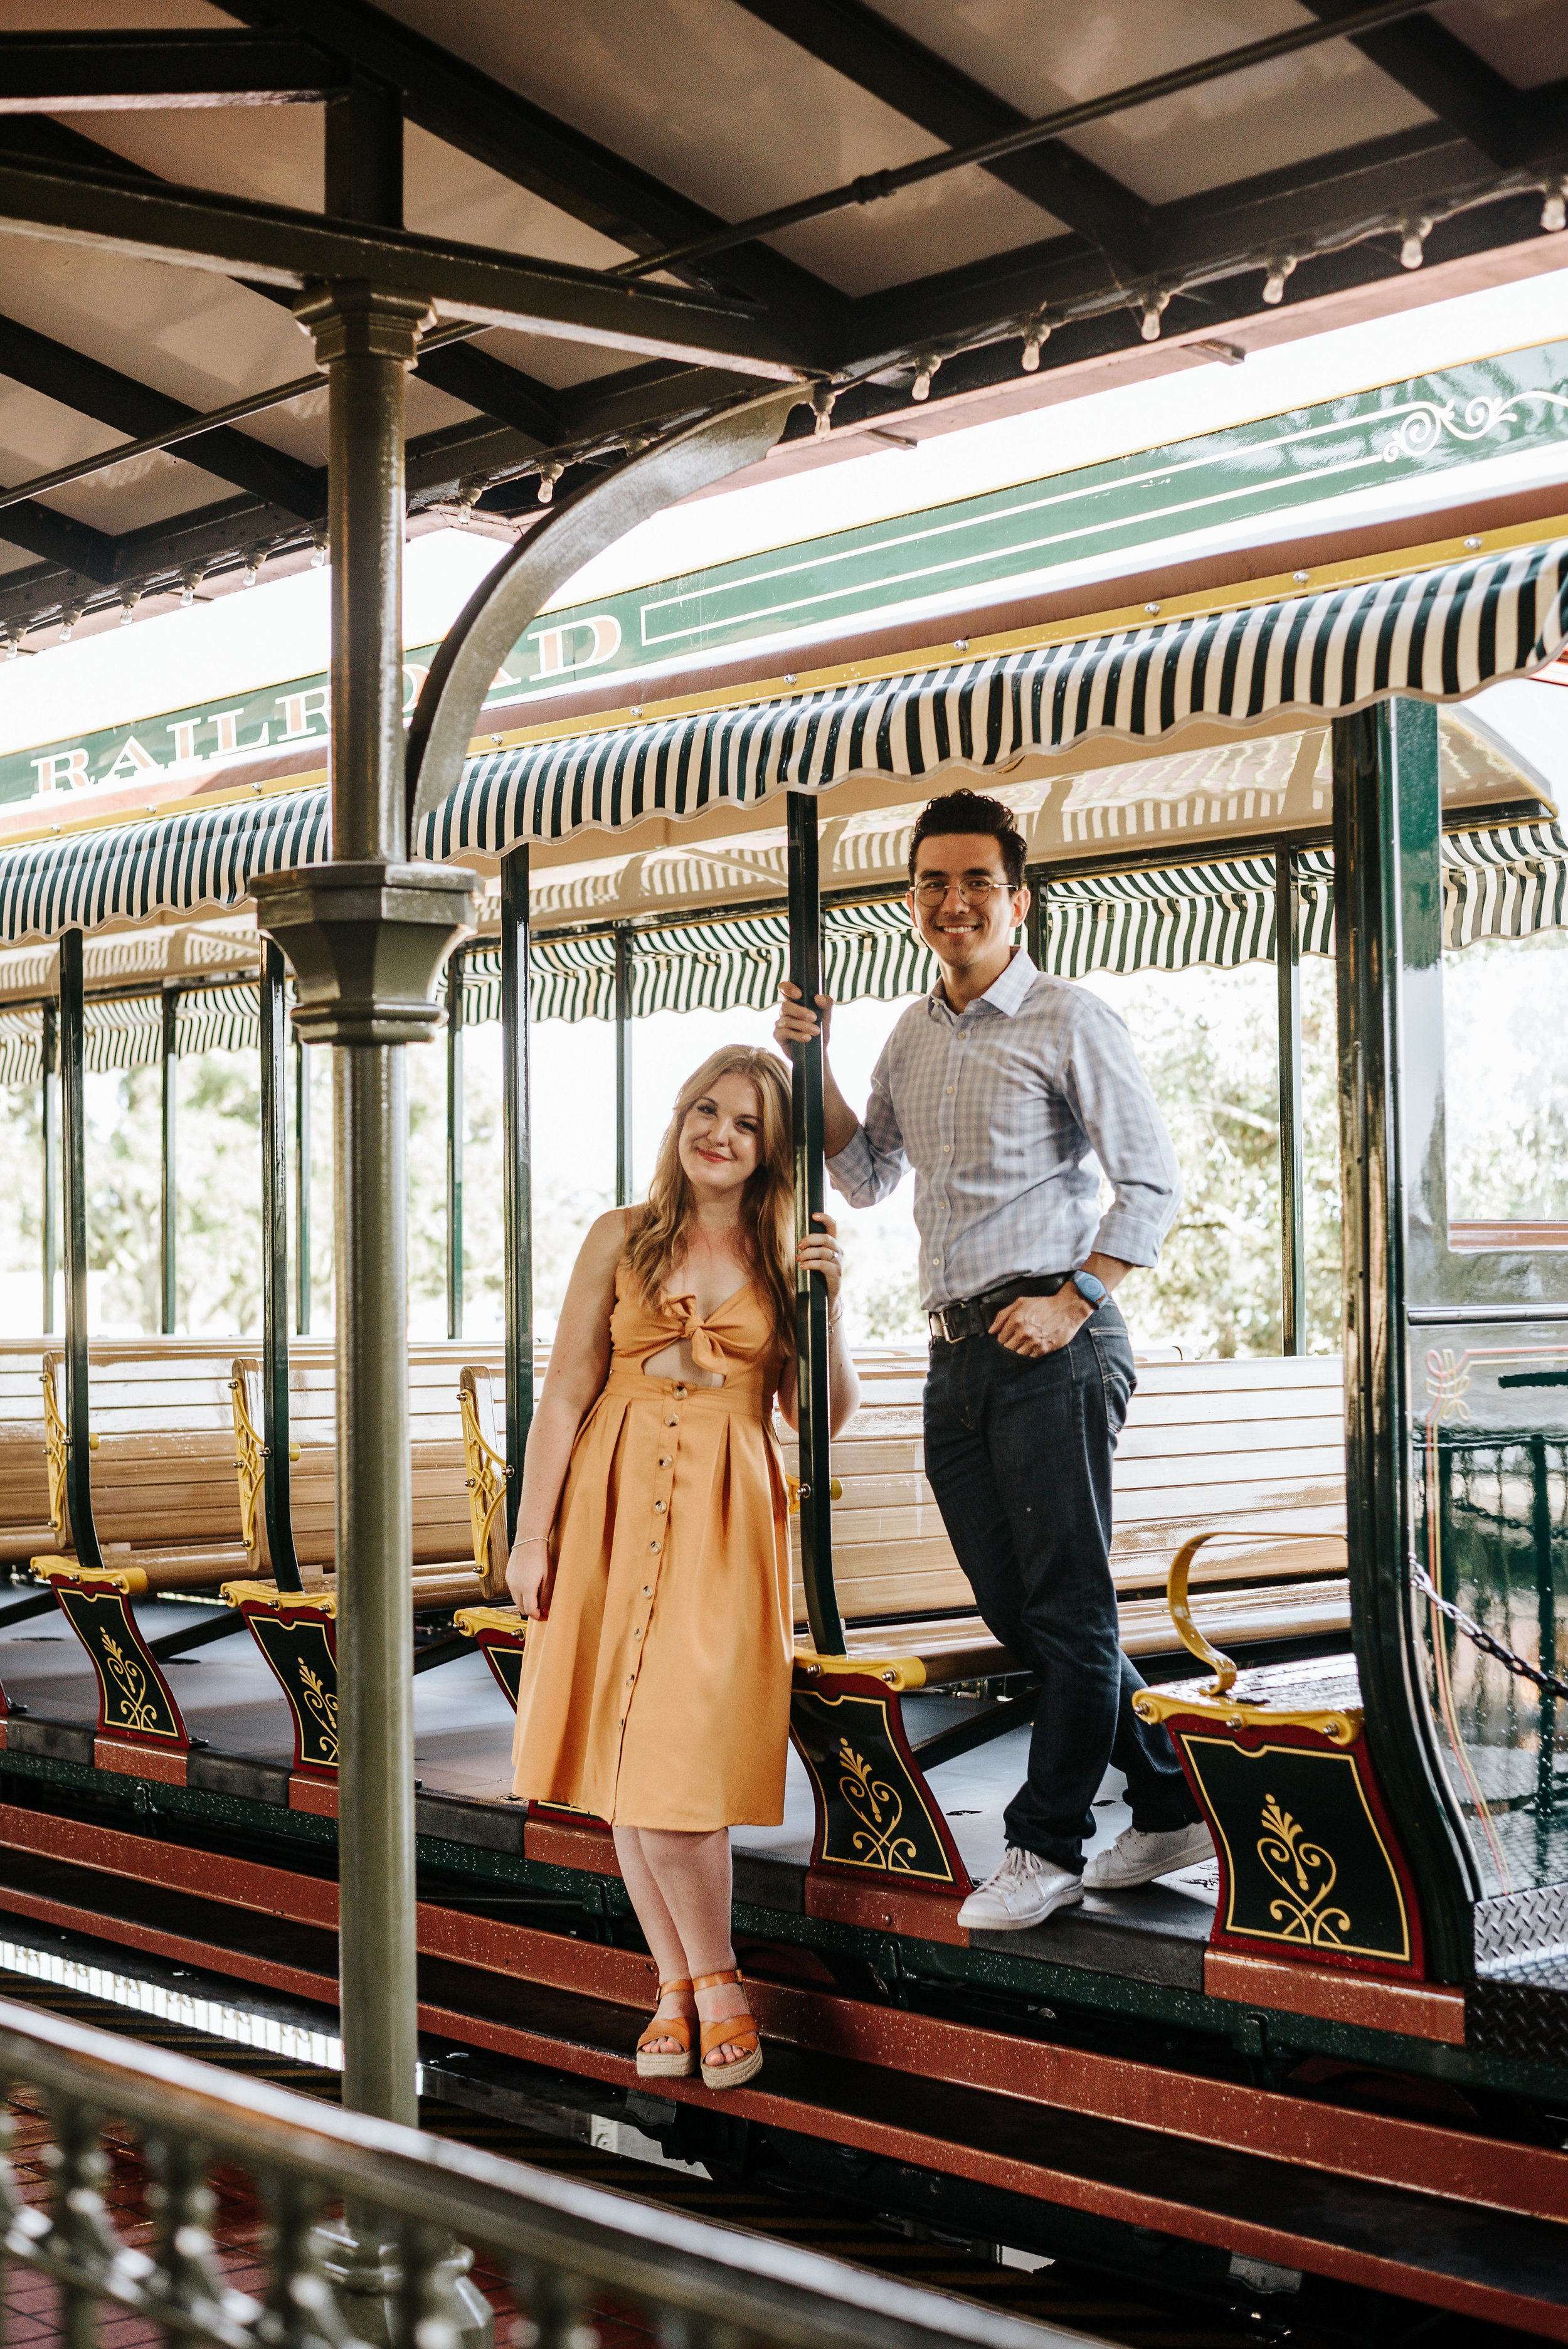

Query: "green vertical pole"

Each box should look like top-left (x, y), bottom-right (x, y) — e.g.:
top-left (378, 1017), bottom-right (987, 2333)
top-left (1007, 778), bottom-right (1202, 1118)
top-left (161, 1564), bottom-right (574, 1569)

top-left (1025, 866), bottom-right (1049, 972)
top-left (1276, 846), bottom-right (1306, 1355)
top-left (160, 986), bottom-right (179, 1335)
top-left (260, 945), bottom-right (302, 1593)
top-left (58, 931), bottom-right (105, 1576)
top-left (294, 1036), bottom-right (311, 1336)
top-left (1333, 701), bottom-right (1476, 1981)
top-left (787, 790), bottom-right (842, 1657)
top-left (613, 923), bottom-right (634, 1208)
top-left (447, 946), bottom-right (464, 1342)
top-left (41, 1001), bottom-right (57, 1334)
top-left (502, 851), bottom-right (532, 1542)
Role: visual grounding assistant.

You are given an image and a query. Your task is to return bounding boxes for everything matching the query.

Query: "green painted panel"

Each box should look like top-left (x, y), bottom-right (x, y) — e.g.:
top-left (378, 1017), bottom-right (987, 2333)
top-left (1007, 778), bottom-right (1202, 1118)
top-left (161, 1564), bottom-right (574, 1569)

top-left (6, 338), bottom-right (1567, 815)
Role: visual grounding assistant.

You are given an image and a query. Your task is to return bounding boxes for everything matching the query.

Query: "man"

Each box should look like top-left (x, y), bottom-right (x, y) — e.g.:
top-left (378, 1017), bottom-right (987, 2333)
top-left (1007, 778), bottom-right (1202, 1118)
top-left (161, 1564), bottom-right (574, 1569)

top-left (775, 787), bottom-right (1212, 1930)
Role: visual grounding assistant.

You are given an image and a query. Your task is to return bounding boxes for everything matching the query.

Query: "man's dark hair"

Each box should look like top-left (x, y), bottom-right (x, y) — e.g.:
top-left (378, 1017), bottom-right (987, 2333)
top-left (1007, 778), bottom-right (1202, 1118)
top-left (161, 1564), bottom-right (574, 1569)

top-left (908, 788), bottom-right (1027, 891)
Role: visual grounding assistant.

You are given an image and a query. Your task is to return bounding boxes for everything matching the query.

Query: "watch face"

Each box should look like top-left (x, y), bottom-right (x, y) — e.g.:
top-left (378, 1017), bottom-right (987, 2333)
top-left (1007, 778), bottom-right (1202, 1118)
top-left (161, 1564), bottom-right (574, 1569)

top-left (1073, 1271), bottom-right (1106, 1307)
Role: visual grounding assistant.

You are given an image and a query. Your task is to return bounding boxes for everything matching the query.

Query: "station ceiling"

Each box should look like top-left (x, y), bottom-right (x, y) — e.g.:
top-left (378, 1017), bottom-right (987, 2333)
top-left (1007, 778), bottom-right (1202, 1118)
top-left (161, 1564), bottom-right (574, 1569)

top-left (0, 1), bottom-right (1564, 647)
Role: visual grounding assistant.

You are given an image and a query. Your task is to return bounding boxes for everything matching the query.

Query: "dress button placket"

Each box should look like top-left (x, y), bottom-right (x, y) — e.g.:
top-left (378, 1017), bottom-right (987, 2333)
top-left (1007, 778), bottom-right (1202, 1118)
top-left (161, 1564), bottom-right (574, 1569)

top-left (628, 1383), bottom-right (679, 1727)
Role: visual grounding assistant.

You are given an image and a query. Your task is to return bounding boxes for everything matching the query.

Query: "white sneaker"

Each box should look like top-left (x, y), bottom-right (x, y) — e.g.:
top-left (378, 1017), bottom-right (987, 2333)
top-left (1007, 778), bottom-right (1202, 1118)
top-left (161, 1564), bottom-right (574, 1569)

top-left (1083, 1821), bottom-right (1216, 1891)
top-left (956, 1845), bottom-right (1084, 1931)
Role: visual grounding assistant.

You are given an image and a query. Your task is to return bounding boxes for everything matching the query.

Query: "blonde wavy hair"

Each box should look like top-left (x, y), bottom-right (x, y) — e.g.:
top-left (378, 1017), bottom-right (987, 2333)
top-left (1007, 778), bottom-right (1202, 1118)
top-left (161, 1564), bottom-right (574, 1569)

top-left (626, 1046), bottom-right (796, 1354)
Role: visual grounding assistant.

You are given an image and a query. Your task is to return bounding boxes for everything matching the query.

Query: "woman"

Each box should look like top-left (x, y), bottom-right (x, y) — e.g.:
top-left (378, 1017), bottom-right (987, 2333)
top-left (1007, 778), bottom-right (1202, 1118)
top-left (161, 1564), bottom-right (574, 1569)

top-left (506, 1045), bottom-right (859, 2091)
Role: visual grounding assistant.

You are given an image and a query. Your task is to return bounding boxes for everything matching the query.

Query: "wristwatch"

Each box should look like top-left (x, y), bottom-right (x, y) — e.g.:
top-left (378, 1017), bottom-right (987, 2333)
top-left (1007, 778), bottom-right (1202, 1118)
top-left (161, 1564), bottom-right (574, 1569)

top-left (1069, 1268), bottom-right (1107, 1311)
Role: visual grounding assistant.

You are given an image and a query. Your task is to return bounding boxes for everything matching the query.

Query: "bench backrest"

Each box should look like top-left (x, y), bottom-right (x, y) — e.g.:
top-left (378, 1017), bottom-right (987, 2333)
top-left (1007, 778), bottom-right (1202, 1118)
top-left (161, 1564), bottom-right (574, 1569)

top-left (40, 1350), bottom-right (248, 1555)
top-left (235, 1343), bottom-right (531, 1591)
top-left (778, 1351), bottom-right (1347, 1626)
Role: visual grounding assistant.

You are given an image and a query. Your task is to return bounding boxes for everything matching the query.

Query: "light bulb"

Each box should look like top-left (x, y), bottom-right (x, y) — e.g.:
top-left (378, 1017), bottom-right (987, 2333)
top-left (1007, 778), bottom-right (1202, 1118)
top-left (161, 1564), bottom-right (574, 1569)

top-left (180, 584), bottom-right (194, 607)
top-left (1021, 315), bottom-right (1049, 372)
top-left (1140, 290), bottom-right (1169, 342)
top-left (1261, 256), bottom-right (1295, 305)
top-left (536, 462), bottom-right (563, 506)
top-left (58, 621), bottom-right (74, 644)
top-left (119, 603), bottom-right (135, 628)
top-left (241, 563), bottom-right (258, 586)
top-left (4, 635), bottom-right (18, 660)
top-left (910, 353), bottom-right (940, 402)
top-left (1543, 183), bottom-right (1567, 233)
top-left (1399, 217), bottom-right (1430, 270)
top-left (309, 541), bottom-right (326, 568)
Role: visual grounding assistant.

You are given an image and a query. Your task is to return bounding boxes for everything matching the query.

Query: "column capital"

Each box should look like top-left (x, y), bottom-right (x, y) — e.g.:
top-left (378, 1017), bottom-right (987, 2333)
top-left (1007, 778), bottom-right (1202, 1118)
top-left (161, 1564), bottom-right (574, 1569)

top-left (294, 282), bottom-right (435, 368)
top-left (252, 861), bottom-right (480, 1047)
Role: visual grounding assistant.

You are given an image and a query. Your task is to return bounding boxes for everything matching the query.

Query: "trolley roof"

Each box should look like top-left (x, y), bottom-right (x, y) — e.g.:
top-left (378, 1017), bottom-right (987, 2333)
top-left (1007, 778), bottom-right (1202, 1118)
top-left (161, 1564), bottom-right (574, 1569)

top-left (0, 1), bottom-right (1565, 655)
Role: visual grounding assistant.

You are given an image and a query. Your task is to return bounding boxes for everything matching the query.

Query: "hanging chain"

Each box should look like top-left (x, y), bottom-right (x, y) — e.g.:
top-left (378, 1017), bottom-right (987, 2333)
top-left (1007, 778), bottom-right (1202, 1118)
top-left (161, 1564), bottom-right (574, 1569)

top-left (1409, 1558), bottom-right (1568, 1704)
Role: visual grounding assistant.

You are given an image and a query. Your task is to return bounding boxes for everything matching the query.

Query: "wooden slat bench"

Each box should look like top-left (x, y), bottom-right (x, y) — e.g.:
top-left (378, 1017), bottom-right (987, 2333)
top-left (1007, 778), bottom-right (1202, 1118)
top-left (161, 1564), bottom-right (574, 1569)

top-left (781, 1352), bottom-right (1347, 1890)
top-left (23, 1347), bottom-right (263, 1756)
top-left (458, 1349), bottom-right (1349, 1898)
top-left (224, 1345), bottom-right (546, 1780)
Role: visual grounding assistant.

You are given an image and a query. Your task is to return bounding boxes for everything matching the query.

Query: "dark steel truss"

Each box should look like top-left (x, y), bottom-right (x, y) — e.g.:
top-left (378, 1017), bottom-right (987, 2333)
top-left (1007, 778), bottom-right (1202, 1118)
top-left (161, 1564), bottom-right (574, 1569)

top-left (0, 3), bottom-right (1561, 640)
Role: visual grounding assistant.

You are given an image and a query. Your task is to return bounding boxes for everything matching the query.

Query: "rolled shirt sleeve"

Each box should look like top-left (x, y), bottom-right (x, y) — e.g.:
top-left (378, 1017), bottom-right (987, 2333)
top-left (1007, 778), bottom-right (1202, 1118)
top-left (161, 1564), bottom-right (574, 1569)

top-left (826, 1041), bottom-right (910, 1207)
top-left (1054, 992), bottom-right (1182, 1268)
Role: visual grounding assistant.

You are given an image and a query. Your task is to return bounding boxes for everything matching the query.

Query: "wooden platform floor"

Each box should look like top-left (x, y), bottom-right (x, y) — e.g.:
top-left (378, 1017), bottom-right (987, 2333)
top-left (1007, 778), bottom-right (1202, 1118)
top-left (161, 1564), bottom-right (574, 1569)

top-left (0, 1596), bottom-right (1222, 1989)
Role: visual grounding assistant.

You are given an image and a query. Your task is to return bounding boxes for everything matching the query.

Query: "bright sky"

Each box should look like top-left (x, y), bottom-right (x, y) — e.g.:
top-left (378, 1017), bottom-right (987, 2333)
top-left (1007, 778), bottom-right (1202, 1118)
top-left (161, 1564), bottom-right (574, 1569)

top-left (3, 260), bottom-right (1568, 761)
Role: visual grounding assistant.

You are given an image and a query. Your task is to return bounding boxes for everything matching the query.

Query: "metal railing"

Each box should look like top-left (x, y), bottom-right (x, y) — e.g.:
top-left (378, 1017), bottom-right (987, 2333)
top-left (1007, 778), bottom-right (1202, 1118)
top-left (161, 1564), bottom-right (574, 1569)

top-left (0, 1995), bottom-right (1088, 2349)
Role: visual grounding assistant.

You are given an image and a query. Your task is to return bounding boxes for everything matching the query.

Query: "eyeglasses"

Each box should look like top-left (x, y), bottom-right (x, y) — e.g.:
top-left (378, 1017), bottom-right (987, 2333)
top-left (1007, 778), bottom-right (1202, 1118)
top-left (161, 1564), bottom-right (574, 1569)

top-left (911, 874), bottom-right (1010, 908)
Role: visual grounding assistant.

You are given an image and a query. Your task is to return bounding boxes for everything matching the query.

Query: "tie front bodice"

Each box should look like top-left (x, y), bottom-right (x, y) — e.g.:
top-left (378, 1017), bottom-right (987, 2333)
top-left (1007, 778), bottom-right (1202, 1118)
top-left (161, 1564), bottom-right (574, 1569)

top-left (605, 1262), bottom-right (783, 1403)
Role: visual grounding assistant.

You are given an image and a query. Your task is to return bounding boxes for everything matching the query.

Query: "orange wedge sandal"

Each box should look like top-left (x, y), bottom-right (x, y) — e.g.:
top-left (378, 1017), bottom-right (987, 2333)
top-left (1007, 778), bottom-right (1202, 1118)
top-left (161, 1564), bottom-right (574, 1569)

top-left (694, 1967), bottom-right (763, 2091)
top-left (635, 1978), bottom-right (696, 2081)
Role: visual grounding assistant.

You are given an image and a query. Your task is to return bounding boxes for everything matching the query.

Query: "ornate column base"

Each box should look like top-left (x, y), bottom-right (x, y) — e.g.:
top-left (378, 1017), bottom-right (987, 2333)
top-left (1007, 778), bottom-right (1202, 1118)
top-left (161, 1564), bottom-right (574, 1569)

top-left (318, 2218), bottom-right (494, 2349)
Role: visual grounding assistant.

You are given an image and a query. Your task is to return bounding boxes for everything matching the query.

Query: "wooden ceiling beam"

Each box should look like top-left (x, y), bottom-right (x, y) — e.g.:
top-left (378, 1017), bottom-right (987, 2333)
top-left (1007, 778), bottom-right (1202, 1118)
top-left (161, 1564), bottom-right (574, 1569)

top-left (217, 0), bottom-right (844, 331)
top-left (0, 154), bottom-right (820, 376)
top-left (0, 31), bottom-right (342, 111)
top-left (0, 310), bottom-right (322, 517)
top-left (1293, 2), bottom-right (1562, 171)
top-left (729, 0), bottom-right (1152, 272)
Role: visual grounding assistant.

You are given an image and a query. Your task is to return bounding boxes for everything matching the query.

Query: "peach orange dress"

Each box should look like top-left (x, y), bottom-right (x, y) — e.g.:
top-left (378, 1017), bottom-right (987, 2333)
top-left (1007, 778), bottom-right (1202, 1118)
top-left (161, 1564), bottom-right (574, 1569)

top-left (511, 1264), bottom-right (793, 1829)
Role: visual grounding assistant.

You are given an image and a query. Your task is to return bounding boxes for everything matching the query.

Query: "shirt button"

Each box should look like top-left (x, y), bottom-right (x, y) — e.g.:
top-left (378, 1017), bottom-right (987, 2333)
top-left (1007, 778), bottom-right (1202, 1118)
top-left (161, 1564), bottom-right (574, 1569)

top-left (649, 1539), bottom-right (660, 1552)
top-left (659, 1456), bottom-right (671, 1467)
top-left (665, 1416), bottom-right (678, 1428)
top-left (654, 1499), bottom-right (666, 1512)
top-left (633, 1626), bottom-right (642, 1640)
top-left (934, 1255), bottom-right (943, 1266)
top-left (945, 1086), bottom-right (955, 1096)
top-left (673, 1386), bottom-right (687, 1399)
top-left (627, 1675), bottom-right (635, 1686)
top-left (943, 1143), bottom-right (951, 1152)
top-left (642, 1584), bottom-right (652, 1596)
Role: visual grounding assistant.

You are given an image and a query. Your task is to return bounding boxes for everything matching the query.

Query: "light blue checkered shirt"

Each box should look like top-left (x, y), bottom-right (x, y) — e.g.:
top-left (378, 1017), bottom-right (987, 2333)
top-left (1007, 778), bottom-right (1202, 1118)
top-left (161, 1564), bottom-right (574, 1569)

top-left (827, 948), bottom-right (1181, 1313)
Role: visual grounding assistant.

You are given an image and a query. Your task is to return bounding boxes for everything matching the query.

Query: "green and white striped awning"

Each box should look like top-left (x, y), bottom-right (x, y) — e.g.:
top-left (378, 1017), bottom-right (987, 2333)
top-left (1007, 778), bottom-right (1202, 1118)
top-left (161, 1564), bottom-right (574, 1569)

top-left (0, 980), bottom-right (261, 1088)
top-left (1, 538), bottom-right (1564, 952)
top-left (448, 826), bottom-right (1560, 1024)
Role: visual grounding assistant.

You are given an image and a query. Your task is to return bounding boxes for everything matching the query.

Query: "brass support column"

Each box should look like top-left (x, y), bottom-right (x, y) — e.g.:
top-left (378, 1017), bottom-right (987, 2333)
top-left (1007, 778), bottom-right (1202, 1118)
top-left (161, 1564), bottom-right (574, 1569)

top-left (252, 275), bottom-right (482, 2347)
top-left (613, 923), bottom-right (633, 1207)
top-left (260, 945), bottom-right (302, 1593)
top-left (294, 1037), bottom-right (311, 1336)
top-left (58, 931), bottom-right (105, 1576)
top-left (446, 945), bottom-right (464, 1341)
top-left (501, 852), bottom-right (532, 1541)
top-left (787, 790), bottom-right (842, 1655)
top-left (160, 986), bottom-right (179, 1334)
top-left (1275, 846), bottom-right (1306, 1354)
top-left (41, 1001), bottom-right (57, 1334)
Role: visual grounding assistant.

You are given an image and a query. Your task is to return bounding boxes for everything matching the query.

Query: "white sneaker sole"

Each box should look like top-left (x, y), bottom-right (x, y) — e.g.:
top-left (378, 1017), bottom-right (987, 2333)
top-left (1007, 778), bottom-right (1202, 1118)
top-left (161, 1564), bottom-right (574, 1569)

top-left (957, 1879), bottom-right (1084, 1932)
top-left (1084, 1829), bottom-right (1216, 1892)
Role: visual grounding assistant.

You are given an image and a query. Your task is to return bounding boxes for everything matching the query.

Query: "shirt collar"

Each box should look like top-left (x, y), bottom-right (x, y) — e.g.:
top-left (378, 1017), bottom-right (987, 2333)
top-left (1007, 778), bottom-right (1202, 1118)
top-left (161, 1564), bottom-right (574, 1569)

top-left (927, 945), bottom-right (1039, 1022)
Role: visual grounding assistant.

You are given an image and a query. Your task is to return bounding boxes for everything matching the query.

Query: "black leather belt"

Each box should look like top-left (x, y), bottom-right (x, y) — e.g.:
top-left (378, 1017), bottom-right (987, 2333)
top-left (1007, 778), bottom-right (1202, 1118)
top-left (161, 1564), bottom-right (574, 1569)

top-left (928, 1273), bottom-right (1069, 1345)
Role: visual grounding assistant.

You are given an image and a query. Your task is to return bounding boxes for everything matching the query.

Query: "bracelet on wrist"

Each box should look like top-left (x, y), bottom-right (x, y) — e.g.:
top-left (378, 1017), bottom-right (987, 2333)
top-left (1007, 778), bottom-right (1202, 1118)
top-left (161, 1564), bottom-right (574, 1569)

top-left (514, 1534), bottom-right (550, 1549)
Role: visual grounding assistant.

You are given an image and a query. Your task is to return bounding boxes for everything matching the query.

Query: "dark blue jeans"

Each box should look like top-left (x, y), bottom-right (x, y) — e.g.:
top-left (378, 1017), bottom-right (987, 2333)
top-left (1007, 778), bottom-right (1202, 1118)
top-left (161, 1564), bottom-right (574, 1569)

top-left (923, 1301), bottom-right (1199, 1873)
